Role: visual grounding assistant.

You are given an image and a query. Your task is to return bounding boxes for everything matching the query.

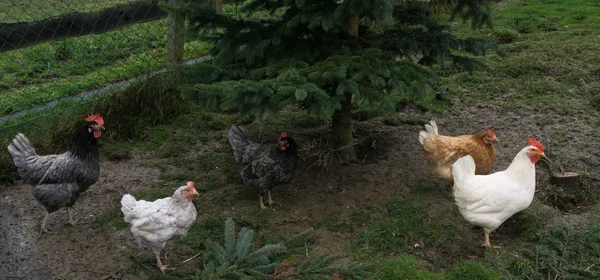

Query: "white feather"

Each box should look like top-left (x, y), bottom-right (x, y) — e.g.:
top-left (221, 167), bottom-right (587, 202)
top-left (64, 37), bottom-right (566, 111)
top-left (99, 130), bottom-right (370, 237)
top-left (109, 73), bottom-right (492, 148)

top-left (453, 146), bottom-right (538, 233)
top-left (121, 185), bottom-right (197, 253)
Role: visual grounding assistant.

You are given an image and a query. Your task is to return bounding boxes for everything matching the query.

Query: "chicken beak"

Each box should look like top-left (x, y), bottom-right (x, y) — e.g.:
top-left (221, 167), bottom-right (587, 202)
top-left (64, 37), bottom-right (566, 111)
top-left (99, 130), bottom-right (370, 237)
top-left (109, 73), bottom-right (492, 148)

top-left (539, 152), bottom-right (546, 157)
top-left (98, 125), bottom-right (105, 130)
top-left (193, 189), bottom-right (199, 197)
top-left (495, 138), bottom-right (499, 143)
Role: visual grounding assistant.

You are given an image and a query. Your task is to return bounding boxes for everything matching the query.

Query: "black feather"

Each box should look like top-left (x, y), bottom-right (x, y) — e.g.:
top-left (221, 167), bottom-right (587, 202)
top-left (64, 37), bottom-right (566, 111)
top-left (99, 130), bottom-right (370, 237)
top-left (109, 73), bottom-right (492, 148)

top-left (227, 125), bottom-right (298, 196)
top-left (7, 119), bottom-right (101, 213)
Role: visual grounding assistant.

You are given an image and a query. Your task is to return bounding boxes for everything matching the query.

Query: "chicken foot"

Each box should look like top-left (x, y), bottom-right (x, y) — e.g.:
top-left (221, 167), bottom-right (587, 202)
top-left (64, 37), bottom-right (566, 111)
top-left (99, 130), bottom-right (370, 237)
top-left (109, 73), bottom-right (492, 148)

top-left (267, 191), bottom-right (282, 207)
top-left (481, 232), bottom-right (501, 249)
top-left (259, 196), bottom-right (267, 210)
top-left (39, 211), bottom-right (50, 237)
top-left (154, 251), bottom-right (174, 274)
top-left (259, 192), bottom-right (281, 210)
top-left (66, 207), bottom-right (88, 226)
top-left (37, 211), bottom-right (60, 238)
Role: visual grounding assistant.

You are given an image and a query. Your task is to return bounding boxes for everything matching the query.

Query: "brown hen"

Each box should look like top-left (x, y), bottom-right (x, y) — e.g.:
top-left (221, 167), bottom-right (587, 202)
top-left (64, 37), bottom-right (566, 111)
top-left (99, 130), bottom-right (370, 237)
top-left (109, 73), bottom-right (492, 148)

top-left (418, 120), bottom-right (497, 184)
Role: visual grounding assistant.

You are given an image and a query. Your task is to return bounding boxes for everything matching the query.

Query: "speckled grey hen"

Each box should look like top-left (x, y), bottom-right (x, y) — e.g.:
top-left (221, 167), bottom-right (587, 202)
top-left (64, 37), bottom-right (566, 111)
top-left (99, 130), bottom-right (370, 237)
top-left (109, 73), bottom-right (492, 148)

top-left (228, 124), bottom-right (298, 210)
top-left (7, 114), bottom-right (105, 235)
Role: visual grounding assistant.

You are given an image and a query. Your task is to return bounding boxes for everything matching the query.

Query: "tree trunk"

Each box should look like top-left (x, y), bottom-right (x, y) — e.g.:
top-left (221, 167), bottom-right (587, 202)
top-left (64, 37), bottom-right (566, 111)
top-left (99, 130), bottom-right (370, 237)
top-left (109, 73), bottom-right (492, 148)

top-left (331, 94), bottom-right (356, 163)
top-left (347, 15), bottom-right (359, 37)
top-left (330, 15), bottom-right (360, 163)
top-left (550, 171), bottom-right (582, 196)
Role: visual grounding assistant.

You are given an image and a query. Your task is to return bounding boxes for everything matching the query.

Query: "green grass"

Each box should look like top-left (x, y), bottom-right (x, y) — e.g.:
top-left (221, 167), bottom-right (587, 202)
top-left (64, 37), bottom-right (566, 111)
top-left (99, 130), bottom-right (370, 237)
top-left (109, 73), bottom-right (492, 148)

top-left (350, 194), bottom-right (463, 259)
top-left (374, 255), bottom-right (502, 280)
top-left (442, 0), bottom-right (600, 115)
top-left (0, 1), bottom-right (273, 118)
top-left (498, 0), bottom-right (600, 27)
top-left (486, 224), bottom-right (600, 279)
top-left (0, 19), bottom-right (209, 116)
top-left (3, 0), bottom-right (600, 279)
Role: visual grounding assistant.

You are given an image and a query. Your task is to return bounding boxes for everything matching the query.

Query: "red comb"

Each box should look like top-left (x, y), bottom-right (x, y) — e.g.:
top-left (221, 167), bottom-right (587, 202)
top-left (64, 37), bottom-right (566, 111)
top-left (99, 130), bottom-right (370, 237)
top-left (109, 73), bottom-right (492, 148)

top-left (84, 113), bottom-right (104, 126)
top-left (186, 181), bottom-right (196, 190)
top-left (278, 132), bottom-right (288, 142)
top-left (527, 138), bottom-right (544, 153)
top-left (487, 129), bottom-right (496, 137)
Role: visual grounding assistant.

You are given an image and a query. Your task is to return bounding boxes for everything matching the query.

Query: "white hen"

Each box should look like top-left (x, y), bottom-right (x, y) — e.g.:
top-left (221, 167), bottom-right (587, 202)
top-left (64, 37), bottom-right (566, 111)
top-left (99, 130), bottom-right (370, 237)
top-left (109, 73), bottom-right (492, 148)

top-left (121, 181), bottom-right (199, 273)
top-left (452, 138), bottom-right (545, 248)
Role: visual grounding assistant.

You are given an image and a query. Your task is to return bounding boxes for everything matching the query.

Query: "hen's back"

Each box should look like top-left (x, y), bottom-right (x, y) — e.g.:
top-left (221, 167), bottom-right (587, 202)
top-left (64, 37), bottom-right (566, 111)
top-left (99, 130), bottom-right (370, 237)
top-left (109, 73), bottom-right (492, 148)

top-left (7, 133), bottom-right (60, 184)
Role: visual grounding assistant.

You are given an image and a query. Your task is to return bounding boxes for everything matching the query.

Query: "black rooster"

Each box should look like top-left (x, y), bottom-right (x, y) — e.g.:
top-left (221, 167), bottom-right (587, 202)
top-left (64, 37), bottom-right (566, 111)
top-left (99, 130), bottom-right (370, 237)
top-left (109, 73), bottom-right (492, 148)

top-left (228, 125), bottom-right (298, 210)
top-left (7, 114), bottom-right (105, 235)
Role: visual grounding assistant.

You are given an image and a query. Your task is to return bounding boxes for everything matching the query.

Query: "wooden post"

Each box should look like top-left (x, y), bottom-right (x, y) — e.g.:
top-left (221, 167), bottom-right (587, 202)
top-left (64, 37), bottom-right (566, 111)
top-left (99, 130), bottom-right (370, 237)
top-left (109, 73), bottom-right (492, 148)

top-left (209, 0), bottom-right (223, 34)
top-left (211, 0), bottom-right (223, 14)
top-left (167, 0), bottom-right (185, 85)
top-left (347, 15), bottom-right (359, 37)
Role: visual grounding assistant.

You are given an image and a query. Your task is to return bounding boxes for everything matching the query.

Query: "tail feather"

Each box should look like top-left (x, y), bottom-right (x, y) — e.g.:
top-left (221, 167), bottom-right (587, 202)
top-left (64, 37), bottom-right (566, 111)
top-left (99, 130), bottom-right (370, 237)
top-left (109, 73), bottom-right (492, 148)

top-left (452, 155), bottom-right (476, 185)
top-left (120, 194), bottom-right (138, 223)
top-left (228, 125), bottom-right (247, 164)
top-left (418, 120), bottom-right (439, 145)
top-left (7, 133), bottom-right (37, 160)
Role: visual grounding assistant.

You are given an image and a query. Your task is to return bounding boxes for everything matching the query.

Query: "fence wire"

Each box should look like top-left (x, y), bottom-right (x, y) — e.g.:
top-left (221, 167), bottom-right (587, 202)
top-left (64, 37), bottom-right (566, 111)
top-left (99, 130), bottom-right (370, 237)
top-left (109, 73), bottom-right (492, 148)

top-left (0, 0), bottom-right (210, 144)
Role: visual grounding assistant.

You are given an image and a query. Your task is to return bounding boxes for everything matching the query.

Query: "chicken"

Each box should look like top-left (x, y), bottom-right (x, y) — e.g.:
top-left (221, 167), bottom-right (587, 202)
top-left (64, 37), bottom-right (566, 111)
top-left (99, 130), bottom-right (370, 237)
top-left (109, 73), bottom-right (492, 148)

top-left (419, 120), bottom-right (498, 184)
top-left (452, 138), bottom-right (545, 248)
top-left (228, 125), bottom-right (298, 210)
top-left (120, 181), bottom-right (199, 274)
top-left (7, 113), bottom-right (105, 235)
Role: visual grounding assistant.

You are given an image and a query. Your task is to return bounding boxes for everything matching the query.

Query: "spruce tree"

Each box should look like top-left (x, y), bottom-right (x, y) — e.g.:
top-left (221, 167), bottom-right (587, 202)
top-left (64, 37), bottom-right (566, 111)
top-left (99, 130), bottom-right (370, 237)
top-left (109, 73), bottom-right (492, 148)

top-left (173, 0), bottom-right (502, 161)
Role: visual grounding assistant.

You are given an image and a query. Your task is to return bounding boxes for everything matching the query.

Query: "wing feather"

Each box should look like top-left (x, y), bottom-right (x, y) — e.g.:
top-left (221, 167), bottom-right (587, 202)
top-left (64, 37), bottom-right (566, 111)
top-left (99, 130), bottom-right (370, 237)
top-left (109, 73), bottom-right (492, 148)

top-left (32, 182), bottom-right (80, 212)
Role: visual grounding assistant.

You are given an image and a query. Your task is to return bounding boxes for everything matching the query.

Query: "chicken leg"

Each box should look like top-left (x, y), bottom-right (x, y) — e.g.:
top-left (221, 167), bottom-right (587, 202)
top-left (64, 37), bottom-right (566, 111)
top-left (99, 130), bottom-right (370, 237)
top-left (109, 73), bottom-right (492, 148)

top-left (481, 232), bottom-right (501, 248)
top-left (67, 207), bottom-right (78, 226)
top-left (154, 251), bottom-right (171, 274)
top-left (259, 195), bottom-right (267, 210)
top-left (66, 207), bottom-right (88, 226)
top-left (267, 191), bottom-right (282, 207)
top-left (39, 211), bottom-right (50, 236)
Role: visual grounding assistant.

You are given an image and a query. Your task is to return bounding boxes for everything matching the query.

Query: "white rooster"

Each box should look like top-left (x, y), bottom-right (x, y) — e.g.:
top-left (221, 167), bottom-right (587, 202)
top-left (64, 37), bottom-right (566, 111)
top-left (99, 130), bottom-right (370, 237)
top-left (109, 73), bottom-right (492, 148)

top-left (452, 138), bottom-right (545, 248)
top-left (121, 181), bottom-right (199, 273)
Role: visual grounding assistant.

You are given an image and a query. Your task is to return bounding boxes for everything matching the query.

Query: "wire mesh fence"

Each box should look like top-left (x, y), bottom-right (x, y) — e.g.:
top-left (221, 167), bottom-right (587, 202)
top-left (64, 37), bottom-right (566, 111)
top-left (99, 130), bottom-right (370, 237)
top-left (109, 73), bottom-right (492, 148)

top-left (0, 0), bottom-right (212, 143)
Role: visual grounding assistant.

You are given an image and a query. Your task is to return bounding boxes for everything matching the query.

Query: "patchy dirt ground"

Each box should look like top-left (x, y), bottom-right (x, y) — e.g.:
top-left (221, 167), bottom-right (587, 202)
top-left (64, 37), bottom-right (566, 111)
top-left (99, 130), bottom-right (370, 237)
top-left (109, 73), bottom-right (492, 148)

top-left (1, 102), bottom-right (599, 279)
top-left (0, 152), bottom-right (161, 280)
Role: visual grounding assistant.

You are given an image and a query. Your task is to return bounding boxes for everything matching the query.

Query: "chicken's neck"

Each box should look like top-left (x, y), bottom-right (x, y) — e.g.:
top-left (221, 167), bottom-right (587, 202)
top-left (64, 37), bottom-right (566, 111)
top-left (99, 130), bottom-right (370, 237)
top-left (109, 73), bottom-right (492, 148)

top-left (504, 150), bottom-right (536, 186)
top-left (70, 131), bottom-right (99, 160)
top-left (276, 147), bottom-right (298, 160)
top-left (169, 195), bottom-right (195, 213)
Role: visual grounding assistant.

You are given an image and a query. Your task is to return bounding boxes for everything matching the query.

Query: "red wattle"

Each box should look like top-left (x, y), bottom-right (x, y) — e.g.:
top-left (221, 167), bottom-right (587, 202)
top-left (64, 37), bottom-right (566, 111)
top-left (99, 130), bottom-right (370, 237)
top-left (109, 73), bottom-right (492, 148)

top-left (530, 156), bottom-right (540, 164)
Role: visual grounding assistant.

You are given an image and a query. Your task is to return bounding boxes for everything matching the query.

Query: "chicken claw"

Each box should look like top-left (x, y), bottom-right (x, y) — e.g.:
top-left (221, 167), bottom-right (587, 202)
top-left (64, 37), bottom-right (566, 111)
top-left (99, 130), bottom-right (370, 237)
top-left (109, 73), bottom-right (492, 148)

top-left (66, 207), bottom-right (88, 226)
top-left (259, 196), bottom-right (267, 210)
top-left (157, 264), bottom-right (173, 274)
top-left (37, 212), bottom-right (58, 238)
top-left (39, 212), bottom-right (50, 236)
top-left (481, 232), bottom-right (501, 249)
top-left (155, 252), bottom-right (174, 274)
top-left (267, 191), bottom-right (282, 208)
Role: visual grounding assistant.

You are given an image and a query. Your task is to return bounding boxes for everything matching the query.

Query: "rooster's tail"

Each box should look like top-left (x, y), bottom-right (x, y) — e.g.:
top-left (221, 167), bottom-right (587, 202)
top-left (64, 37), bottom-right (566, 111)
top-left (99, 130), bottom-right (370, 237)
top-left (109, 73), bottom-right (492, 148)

top-left (418, 120), bottom-right (438, 145)
top-left (228, 124), bottom-right (247, 164)
top-left (120, 194), bottom-right (138, 223)
top-left (452, 155), bottom-right (476, 186)
top-left (7, 133), bottom-right (37, 161)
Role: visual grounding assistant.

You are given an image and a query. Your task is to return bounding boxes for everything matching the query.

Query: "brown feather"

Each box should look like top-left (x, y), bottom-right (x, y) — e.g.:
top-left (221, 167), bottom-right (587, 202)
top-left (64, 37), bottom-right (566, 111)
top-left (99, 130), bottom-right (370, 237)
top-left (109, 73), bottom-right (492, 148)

top-left (421, 126), bottom-right (496, 183)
